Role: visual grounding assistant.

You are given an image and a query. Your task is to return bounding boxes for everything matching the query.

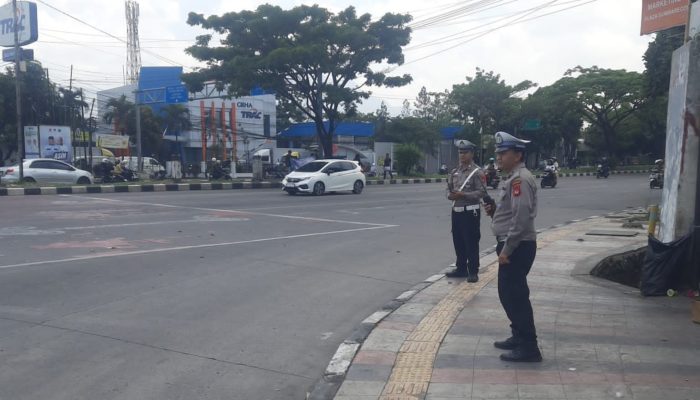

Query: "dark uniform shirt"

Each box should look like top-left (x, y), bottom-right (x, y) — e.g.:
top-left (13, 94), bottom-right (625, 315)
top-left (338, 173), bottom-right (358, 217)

top-left (491, 162), bottom-right (537, 256)
top-left (447, 163), bottom-right (487, 207)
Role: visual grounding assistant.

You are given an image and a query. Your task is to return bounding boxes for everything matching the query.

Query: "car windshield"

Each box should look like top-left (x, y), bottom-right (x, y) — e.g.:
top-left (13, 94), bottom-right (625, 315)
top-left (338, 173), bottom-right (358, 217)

top-left (295, 161), bottom-right (328, 172)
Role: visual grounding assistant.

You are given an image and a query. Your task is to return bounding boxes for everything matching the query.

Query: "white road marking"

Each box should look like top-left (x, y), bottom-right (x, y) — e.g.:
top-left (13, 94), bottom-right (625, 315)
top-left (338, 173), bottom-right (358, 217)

top-left (67, 195), bottom-right (394, 227)
top-left (0, 224), bottom-right (398, 270)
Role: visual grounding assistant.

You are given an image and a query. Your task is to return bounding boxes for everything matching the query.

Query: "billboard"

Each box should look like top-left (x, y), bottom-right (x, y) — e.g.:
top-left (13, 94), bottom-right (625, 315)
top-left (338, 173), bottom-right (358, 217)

top-left (39, 125), bottom-right (73, 163)
top-left (0, 2), bottom-right (38, 47)
top-left (96, 134), bottom-right (129, 149)
top-left (641, 0), bottom-right (690, 35)
top-left (23, 125), bottom-right (39, 159)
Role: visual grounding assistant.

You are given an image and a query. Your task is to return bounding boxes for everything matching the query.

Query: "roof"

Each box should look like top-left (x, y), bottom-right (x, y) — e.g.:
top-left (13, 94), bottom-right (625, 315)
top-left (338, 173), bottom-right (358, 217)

top-left (278, 122), bottom-right (375, 138)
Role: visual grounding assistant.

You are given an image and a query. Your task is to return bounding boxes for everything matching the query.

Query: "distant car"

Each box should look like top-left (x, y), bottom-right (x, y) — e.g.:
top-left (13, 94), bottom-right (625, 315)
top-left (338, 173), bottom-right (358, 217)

top-left (0, 159), bottom-right (94, 185)
top-left (282, 159), bottom-right (365, 196)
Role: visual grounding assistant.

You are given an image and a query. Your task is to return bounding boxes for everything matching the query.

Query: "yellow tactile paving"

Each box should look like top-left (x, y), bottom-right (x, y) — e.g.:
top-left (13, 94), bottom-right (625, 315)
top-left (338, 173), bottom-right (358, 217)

top-left (378, 228), bottom-right (579, 400)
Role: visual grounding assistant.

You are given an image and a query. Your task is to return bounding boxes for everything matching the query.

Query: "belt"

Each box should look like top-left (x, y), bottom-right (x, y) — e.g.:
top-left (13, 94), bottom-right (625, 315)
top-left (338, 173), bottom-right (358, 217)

top-left (496, 235), bottom-right (507, 243)
top-left (453, 204), bottom-right (480, 212)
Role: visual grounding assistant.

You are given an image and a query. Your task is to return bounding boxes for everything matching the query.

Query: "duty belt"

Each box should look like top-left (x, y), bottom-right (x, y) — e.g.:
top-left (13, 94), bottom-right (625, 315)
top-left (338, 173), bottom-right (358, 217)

top-left (453, 204), bottom-right (480, 212)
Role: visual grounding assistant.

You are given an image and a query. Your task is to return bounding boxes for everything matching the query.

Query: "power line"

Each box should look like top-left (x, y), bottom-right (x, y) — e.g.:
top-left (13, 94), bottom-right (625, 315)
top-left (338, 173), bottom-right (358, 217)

top-left (35, 0), bottom-right (183, 67)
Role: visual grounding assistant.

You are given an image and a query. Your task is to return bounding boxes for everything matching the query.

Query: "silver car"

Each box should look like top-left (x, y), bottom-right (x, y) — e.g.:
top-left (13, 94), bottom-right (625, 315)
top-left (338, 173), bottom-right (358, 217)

top-left (0, 159), bottom-right (94, 185)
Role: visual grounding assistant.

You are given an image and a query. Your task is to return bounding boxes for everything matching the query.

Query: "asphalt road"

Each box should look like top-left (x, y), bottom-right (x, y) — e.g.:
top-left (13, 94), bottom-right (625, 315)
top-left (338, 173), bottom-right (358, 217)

top-left (0, 175), bottom-right (660, 399)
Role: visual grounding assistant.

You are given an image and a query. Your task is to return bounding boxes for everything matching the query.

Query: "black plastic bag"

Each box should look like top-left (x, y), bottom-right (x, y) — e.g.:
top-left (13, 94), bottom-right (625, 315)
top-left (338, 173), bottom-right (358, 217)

top-left (641, 234), bottom-right (692, 296)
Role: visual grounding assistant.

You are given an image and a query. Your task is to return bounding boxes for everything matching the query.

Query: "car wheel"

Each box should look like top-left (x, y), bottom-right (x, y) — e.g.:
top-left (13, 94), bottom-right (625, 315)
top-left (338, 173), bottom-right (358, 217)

top-left (352, 180), bottom-right (364, 194)
top-left (312, 182), bottom-right (325, 196)
top-left (540, 180), bottom-right (546, 189)
top-left (22, 177), bottom-right (36, 183)
top-left (77, 177), bottom-right (90, 185)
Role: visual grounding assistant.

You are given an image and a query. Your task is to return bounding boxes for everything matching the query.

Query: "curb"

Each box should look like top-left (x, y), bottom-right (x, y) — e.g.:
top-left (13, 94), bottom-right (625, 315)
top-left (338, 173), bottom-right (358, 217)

top-left (305, 212), bottom-right (611, 400)
top-left (0, 181), bottom-right (284, 196)
top-left (0, 170), bottom-right (651, 196)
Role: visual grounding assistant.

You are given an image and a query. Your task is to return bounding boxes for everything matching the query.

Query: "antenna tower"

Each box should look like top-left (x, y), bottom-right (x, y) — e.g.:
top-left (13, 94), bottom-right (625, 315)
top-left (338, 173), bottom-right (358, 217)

top-left (125, 0), bottom-right (141, 84)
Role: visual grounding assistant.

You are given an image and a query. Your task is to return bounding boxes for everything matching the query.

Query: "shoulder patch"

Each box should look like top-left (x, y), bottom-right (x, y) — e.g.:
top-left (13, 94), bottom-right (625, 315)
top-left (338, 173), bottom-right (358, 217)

top-left (512, 179), bottom-right (522, 197)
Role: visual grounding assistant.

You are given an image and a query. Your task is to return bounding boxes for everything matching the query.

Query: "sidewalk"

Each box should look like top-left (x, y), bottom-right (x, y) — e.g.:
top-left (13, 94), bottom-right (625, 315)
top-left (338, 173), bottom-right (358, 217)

top-left (327, 213), bottom-right (700, 400)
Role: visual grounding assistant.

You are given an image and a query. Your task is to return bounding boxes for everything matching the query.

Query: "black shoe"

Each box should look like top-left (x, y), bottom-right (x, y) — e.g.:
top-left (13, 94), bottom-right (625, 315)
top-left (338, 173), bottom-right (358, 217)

top-left (467, 274), bottom-right (479, 283)
top-left (445, 270), bottom-right (469, 278)
top-left (499, 346), bottom-right (542, 363)
top-left (493, 336), bottom-right (520, 350)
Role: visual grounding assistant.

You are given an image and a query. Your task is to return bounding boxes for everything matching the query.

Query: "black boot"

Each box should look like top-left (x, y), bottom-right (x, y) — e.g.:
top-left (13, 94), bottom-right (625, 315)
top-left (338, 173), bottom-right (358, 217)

top-left (500, 344), bottom-right (542, 363)
top-left (445, 269), bottom-right (469, 278)
top-left (467, 273), bottom-right (479, 283)
top-left (493, 336), bottom-right (520, 350)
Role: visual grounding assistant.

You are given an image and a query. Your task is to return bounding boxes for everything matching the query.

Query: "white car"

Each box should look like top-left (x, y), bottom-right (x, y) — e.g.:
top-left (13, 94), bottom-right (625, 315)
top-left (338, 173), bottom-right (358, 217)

top-left (282, 159), bottom-right (365, 195)
top-left (0, 159), bottom-right (94, 185)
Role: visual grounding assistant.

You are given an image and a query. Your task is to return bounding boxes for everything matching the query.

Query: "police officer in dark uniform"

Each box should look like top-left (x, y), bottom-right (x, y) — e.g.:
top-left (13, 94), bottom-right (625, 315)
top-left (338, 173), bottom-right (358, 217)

top-left (446, 139), bottom-right (487, 282)
top-left (484, 131), bottom-right (542, 362)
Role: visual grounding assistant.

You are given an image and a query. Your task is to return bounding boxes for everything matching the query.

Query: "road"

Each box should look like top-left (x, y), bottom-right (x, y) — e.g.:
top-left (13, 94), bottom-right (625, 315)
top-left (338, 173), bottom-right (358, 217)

top-left (0, 175), bottom-right (660, 399)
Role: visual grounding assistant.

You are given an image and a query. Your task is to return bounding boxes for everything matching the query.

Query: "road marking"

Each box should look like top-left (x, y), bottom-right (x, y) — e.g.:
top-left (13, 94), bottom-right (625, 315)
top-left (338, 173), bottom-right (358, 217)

top-left (67, 195), bottom-right (395, 227)
top-left (0, 225), bottom-right (398, 270)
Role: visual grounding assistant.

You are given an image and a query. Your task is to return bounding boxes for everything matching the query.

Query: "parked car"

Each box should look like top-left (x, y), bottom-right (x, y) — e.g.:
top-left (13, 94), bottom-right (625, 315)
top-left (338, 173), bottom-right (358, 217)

top-left (0, 159), bottom-right (94, 185)
top-left (282, 159), bottom-right (365, 196)
top-left (117, 156), bottom-right (166, 179)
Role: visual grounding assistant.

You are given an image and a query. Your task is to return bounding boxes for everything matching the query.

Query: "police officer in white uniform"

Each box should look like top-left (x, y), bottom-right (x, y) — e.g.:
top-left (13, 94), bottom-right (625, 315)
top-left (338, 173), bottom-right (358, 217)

top-left (446, 139), bottom-right (487, 282)
top-left (484, 131), bottom-right (542, 362)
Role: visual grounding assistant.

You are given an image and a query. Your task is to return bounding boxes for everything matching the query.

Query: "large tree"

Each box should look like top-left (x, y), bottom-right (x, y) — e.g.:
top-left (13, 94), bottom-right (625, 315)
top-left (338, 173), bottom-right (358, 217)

top-left (564, 66), bottom-right (644, 157)
top-left (450, 68), bottom-right (535, 157)
top-left (184, 4), bottom-right (412, 157)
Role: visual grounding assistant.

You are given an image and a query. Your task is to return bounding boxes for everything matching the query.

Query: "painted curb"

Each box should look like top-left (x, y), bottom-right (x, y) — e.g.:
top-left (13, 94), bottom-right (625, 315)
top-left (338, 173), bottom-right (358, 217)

top-left (0, 170), bottom-right (651, 196)
top-left (305, 212), bottom-right (614, 400)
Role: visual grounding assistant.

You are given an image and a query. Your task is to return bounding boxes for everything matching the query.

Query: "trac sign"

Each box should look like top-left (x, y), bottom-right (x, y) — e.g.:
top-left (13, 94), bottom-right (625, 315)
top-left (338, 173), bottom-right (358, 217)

top-left (241, 110), bottom-right (262, 119)
top-left (0, 2), bottom-right (38, 47)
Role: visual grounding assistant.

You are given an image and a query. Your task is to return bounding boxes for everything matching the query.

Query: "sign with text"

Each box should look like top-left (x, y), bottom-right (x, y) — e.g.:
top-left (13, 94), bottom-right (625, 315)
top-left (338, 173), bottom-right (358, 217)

top-left (23, 125), bottom-right (39, 159)
top-left (641, 0), bottom-right (690, 35)
top-left (96, 134), bottom-right (129, 149)
top-left (165, 85), bottom-right (188, 104)
top-left (39, 125), bottom-right (72, 163)
top-left (0, 1), bottom-right (38, 47)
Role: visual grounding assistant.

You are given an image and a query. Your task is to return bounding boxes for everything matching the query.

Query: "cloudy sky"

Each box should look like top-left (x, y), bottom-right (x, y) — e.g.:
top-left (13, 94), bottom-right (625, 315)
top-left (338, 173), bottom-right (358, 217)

top-left (18, 0), bottom-right (653, 115)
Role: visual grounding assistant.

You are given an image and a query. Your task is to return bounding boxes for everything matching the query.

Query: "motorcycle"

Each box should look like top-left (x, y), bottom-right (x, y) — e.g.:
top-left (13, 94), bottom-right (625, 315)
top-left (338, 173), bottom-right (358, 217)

top-left (596, 164), bottom-right (610, 179)
top-left (209, 164), bottom-right (232, 180)
top-left (649, 170), bottom-right (664, 189)
top-left (541, 169), bottom-right (558, 188)
top-left (486, 168), bottom-right (500, 189)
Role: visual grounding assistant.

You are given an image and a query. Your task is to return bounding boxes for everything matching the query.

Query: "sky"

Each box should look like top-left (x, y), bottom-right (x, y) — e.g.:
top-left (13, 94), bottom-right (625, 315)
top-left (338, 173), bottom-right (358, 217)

top-left (14, 0), bottom-right (654, 116)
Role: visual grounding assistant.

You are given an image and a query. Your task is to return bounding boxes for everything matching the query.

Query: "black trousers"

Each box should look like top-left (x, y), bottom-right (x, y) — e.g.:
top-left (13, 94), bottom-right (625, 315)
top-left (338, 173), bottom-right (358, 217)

top-left (496, 240), bottom-right (538, 344)
top-left (451, 209), bottom-right (481, 275)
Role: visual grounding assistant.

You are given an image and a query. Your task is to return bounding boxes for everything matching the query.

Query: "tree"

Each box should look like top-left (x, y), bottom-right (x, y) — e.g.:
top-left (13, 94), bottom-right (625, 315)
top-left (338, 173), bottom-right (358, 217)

top-left (564, 66), bottom-right (644, 157)
top-left (382, 116), bottom-right (441, 155)
top-left (159, 104), bottom-right (191, 135)
top-left (451, 68), bottom-right (534, 158)
top-left (520, 79), bottom-right (583, 161)
top-left (103, 95), bottom-right (133, 135)
top-left (184, 4), bottom-right (412, 157)
top-left (643, 26), bottom-right (685, 98)
top-left (276, 97), bottom-right (306, 132)
top-left (394, 143), bottom-right (422, 175)
top-left (413, 87), bottom-right (455, 127)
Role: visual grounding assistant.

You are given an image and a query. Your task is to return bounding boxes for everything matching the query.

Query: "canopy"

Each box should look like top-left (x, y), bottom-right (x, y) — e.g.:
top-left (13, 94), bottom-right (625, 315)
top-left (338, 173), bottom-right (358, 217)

top-left (278, 122), bottom-right (375, 138)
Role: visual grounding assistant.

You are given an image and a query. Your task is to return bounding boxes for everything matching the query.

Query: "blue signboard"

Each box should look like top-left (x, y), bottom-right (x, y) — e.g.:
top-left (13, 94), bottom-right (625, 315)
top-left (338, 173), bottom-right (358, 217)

top-left (165, 85), bottom-right (189, 104)
top-left (2, 47), bottom-right (33, 62)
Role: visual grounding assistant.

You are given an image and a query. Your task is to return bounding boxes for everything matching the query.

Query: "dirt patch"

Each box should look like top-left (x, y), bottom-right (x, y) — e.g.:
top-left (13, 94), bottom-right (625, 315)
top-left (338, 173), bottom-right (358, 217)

top-left (590, 247), bottom-right (646, 288)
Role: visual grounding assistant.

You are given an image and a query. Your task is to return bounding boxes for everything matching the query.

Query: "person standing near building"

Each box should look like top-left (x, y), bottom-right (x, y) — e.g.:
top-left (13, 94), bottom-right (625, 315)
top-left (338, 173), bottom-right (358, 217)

top-left (484, 131), bottom-right (542, 362)
top-left (446, 139), bottom-right (487, 282)
top-left (383, 152), bottom-right (393, 180)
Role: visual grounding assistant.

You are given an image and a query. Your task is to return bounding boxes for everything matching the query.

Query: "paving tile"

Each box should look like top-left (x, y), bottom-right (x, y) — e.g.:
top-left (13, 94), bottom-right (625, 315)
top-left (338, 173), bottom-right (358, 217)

top-left (472, 369), bottom-right (517, 384)
top-left (470, 383), bottom-right (518, 399)
top-left (346, 364), bottom-right (394, 382)
top-left (562, 383), bottom-right (632, 400)
top-left (353, 350), bottom-right (398, 366)
top-left (517, 384), bottom-right (566, 398)
top-left (430, 368), bottom-right (473, 384)
top-left (515, 370), bottom-right (562, 385)
top-left (337, 381), bottom-right (387, 397)
top-left (629, 385), bottom-right (700, 400)
top-left (335, 396), bottom-right (379, 400)
top-left (362, 329), bottom-right (411, 353)
top-left (426, 382), bottom-right (472, 397)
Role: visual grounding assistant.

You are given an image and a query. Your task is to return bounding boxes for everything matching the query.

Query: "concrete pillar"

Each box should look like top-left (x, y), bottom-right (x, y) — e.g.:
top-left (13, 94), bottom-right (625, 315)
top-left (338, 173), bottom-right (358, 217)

top-left (659, 37), bottom-right (700, 243)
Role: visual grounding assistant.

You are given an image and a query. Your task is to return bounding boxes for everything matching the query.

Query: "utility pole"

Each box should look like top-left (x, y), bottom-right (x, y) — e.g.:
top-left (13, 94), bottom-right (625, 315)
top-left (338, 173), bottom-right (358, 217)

top-left (88, 98), bottom-right (95, 168)
top-left (135, 94), bottom-right (142, 172)
top-left (13, 0), bottom-right (24, 180)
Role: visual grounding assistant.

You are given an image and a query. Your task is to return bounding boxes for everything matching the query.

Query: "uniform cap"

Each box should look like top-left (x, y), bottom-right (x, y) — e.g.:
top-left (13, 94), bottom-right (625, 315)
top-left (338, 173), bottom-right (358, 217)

top-left (494, 131), bottom-right (530, 153)
top-left (455, 139), bottom-right (476, 151)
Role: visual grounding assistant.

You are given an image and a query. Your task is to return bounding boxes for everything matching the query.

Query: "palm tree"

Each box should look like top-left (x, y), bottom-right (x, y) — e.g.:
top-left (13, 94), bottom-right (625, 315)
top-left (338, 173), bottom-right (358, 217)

top-left (103, 95), bottom-right (133, 135)
top-left (159, 104), bottom-right (191, 161)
